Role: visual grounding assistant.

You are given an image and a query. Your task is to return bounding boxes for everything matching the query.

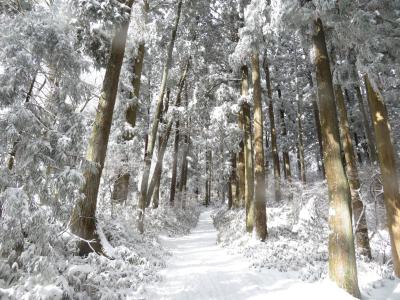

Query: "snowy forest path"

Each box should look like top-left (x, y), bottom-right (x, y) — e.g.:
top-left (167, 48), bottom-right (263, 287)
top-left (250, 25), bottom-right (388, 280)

top-left (144, 209), bottom-right (357, 300)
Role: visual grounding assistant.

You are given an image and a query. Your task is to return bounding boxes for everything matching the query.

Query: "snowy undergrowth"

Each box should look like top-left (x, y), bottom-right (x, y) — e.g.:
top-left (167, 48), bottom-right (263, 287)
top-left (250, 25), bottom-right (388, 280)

top-left (213, 181), bottom-right (329, 282)
top-left (212, 179), bottom-right (398, 298)
top-left (0, 202), bottom-right (201, 299)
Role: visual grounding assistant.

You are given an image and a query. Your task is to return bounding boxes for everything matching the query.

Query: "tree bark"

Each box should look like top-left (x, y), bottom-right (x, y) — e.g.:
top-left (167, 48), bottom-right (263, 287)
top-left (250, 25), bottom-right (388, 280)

top-left (229, 153), bottom-right (238, 209)
top-left (294, 47), bottom-right (306, 183)
top-left (252, 52), bottom-right (267, 241)
top-left (313, 18), bottom-right (360, 298)
top-left (296, 93), bottom-right (306, 184)
top-left (112, 1), bottom-right (149, 204)
top-left (312, 99), bottom-right (325, 178)
top-left (365, 74), bottom-right (400, 277)
top-left (354, 85), bottom-right (377, 164)
top-left (205, 150), bottom-right (212, 206)
top-left (178, 83), bottom-right (190, 209)
top-left (147, 118), bottom-right (173, 207)
top-left (147, 60), bottom-right (189, 207)
top-left (237, 110), bottom-right (246, 208)
top-left (335, 85), bottom-right (372, 259)
top-left (70, 1), bottom-right (134, 256)
top-left (126, 43), bottom-right (145, 129)
top-left (138, 0), bottom-right (183, 233)
top-left (169, 119), bottom-right (180, 206)
top-left (264, 55), bottom-right (281, 201)
top-left (279, 106), bottom-right (291, 180)
top-left (151, 90), bottom-right (170, 209)
top-left (241, 66), bottom-right (254, 233)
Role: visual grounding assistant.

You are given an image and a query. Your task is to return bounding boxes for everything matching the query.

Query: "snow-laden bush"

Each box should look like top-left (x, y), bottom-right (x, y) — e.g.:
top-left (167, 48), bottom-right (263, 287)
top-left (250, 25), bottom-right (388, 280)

top-left (213, 177), bottom-right (395, 285)
top-left (0, 200), bottom-right (200, 299)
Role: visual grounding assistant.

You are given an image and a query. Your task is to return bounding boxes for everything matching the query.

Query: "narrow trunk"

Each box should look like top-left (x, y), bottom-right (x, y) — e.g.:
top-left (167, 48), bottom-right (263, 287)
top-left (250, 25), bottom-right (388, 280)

top-left (138, 0), bottom-right (183, 233)
top-left (365, 74), bottom-right (400, 277)
top-left (126, 43), bottom-right (145, 129)
top-left (228, 175), bottom-right (233, 209)
top-left (147, 61), bottom-right (189, 207)
top-left (342, 90), bottom-right (364, 165)
top-left (229, 153), bottom-right (238, 209)
top-left (205, 150), bottom-right (212, 206)
top-left (170, 119), bottom-right (180, 206)
top-left (178, 83), bottom-right (190, 209)
top-left (178, 143), bottom-right (189, 209)
top-left (335, 85), bottom-right (372, 258)
top-left (237, 109), bottom-right (246, 208)
top-left (151, 90), bottom-right (171, 209)
top-left (313, 18), bottom-right (360, 298)
top-left (296, 96), bottom-right (306, 184)
top-left (241, 66), bottom-right (254, 233)
top-left (70, 2), bottom-right (134, 256)
top-left (252, 52), bottom-right (267, 241)
top-left (279, 107), bottom-right (291, 180)
top-left (264, 56), bottom-right (281, 201)
top-left (294, 46), bottom-right (306, 183)
top-left (152, 169), bottom-right (161, 208)
top-left (312, 99), bottom-right (326, 178)
top-left (147, 118), bottom-right (173, 207)
top-left (354, 85), bottom-right (377, 163)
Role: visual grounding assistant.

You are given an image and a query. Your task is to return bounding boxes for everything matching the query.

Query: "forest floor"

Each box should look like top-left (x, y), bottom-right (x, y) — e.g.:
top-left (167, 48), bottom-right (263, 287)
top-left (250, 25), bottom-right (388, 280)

top-left (143, 207), bottom-right (400, 300)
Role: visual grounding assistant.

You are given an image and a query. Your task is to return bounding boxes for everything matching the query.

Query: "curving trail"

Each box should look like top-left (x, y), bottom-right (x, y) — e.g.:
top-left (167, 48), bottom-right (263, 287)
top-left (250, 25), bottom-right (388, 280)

top-left (145, 209), bottom-right (390, 300)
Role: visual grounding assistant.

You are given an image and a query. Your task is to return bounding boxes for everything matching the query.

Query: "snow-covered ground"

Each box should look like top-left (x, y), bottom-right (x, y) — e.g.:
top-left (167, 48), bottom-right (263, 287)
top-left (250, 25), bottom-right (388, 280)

top-left (2, 181), bottom-right (399, 299)
top-left (209, 178), bottom-right (400, 300)
top-left (0, 204), bottom-right (201, 299)
top-left (143, 209), bottom-right (399, 300)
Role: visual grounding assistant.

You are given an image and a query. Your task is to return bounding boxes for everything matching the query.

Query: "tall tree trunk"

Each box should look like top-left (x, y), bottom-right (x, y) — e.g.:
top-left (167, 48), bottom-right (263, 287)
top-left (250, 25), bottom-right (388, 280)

top-left (126, 44), bottom-right (145, 129)
top-left (365, 74), bottom-right (400, 277)
top-left (138, 0), bottom-right (183, 233)
top-left (335, 85), bottom-right (372, 258)
top-left (178, 143), bottom-right (189, 209)
top-left (354, 85), bottom-right (377, 163)
top-left (313, 18), bottom-right (360, 298)
top-left (294, 46), bottom-right (306, 183)
top-left (147, 60), bottom-right (189, 207)
top-left (264, 127), bottom-right (270, 180)
top-left (252, 52), bottom-right (267, 241)
top-left (151, 89), bottom-right (170, 209)
top-left (112, 44), bottom-right (145, 201)
top-left (237, 110), bottom-right (246, 208)
top-left (264, 55), bottom-right (281, 201)
top-left (70, 1), bottom-right (134, 256)
top-left (147, 118), bottom-right (173, 207)
top-left (205, 150), bottom-right (212, 206)
top-left (112, 1), bottom-right (149, 204)
top-left (305, 57), bottom-right (325, 178)
top-left (296, 94), bottom-right (306, 184)
top-left (344, 89), bottom-right (365, 165)
top-left (241, 66), bottom-right (254, 233)
top-left (312, 99), bottom-right (325, 178)
top-left (229, 153), bottom-right (238, 209)
top-left (228, 174), bottom-right (233, 209)
top-left (178, 83), bottom-right (190, 209)
top-left (170, 119), bottom-right (180, 206)
top-left (279, 106), bottom-right (291, 180)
